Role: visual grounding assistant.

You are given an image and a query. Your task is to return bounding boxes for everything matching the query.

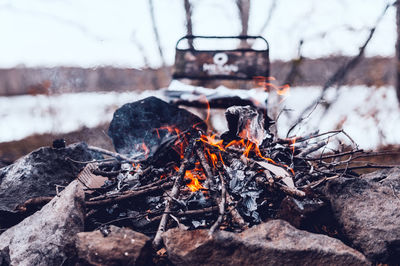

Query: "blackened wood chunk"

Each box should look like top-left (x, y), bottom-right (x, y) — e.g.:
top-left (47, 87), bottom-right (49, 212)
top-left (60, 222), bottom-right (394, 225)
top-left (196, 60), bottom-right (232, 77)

top-left (224, 105), bottom-right (271, 145)
top-left (108, 96), bottom-right (206, 159)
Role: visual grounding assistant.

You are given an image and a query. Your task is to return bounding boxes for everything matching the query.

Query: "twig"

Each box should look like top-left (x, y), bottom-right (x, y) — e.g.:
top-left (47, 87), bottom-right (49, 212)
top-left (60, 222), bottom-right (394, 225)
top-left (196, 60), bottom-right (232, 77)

top-left (148, 0), bottom-right (166, 67)
top-left (209, 172), bottom-right (227, 234)
top-left (290, 2), bottom-right (392, 132)
top-left (337, 164), bottom-right (395, 171)
top-left (88, 178), bottom-right (168, 201)
top-left (87, 146), bottom-right (138, 164)
top-left (86, 181), bottom-right (173, 207)
top-left (196, 147), bottom-right (215, 188)
top-left (303, 149), bottom-right (363, 161)
top-left (223, 165), bottom-right (248, 229)
top-left (257, 0), bottom-right (277, 36)
top-left (277, 183), bottom-right (306, 198)
top-left (15, 196), bottom-right (53, 212)
top-left (99, 206), bottom-right (219, 227)
top-left (153, 138), bottom-right (197, 248)
top-left (297, 140), bottom-right (327, 158)
top-left (283, 39), bottom-right (304, 86)
top-left (66, 157), bottom-right (115, 164)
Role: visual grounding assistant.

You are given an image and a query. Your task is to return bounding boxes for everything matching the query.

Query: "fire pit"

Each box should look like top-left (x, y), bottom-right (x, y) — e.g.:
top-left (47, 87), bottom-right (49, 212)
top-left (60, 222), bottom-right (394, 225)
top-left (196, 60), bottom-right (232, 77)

top-left (1, 96), bottom-right (399, 265)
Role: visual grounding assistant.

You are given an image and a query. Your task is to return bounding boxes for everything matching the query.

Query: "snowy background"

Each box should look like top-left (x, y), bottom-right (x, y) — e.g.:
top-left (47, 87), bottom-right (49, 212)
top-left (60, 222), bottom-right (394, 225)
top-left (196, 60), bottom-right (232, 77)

top-left (0, 0), bottom-right (395, 67)
top-left (1, 83), bottom-right (399, 150)
top-left (0, 0), bottom-right (399, 150)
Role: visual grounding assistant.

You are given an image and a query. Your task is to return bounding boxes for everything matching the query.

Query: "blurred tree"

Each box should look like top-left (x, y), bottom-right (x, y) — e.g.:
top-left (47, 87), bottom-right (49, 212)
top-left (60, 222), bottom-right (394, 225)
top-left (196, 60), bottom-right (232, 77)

top-left (148, 0), bottom-right (166, 67)
top-left (184, 0), bottom-right (194, 48)
top-left (396, 1), bottom-right (400, 103)
top-left (236, 0), bottom-right (250, 36)
top-left (236, 0), bottom-right (251, 48)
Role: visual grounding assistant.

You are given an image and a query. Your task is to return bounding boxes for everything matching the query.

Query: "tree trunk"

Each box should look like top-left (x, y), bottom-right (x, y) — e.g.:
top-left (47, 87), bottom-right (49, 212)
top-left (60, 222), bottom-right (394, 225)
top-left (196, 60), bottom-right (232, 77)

top-left (184, 0), bottom-right (193, 49)
top-left (236, 0), bottom-right (251, 48)
top-left (396, 1), bottom-right (400, 104)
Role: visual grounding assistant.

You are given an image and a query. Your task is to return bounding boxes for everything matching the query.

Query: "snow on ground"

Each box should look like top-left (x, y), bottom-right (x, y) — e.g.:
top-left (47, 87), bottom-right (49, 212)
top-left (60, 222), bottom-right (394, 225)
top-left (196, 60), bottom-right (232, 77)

top-left (0, 85), bottom-right (399, 150)
top-left (272, 85), bottom-right (400, 150)
top-left (0, 90), bottom-right (164, 142)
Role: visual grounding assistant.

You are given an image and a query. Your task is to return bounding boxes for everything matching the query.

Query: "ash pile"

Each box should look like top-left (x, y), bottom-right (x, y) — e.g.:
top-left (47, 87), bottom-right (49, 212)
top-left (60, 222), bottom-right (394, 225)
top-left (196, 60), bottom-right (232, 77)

top-left (1, 96), bottom-right (400, 265)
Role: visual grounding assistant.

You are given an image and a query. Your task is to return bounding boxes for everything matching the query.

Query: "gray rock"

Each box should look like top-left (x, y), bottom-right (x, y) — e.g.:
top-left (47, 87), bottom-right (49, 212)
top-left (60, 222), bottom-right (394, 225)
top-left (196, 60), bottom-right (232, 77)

top-left (323, 168), bottom-right (400, 264)
top-left (0, 180), bottom-right (85, 266)
top-left (108, 96), bottom-right (206, 159)
top-left (163, 219), bottom-right (369, 266)
top-left (75, 225), bottom-right (152, 266)
top-left (0, 142), bottom-right (96, 213)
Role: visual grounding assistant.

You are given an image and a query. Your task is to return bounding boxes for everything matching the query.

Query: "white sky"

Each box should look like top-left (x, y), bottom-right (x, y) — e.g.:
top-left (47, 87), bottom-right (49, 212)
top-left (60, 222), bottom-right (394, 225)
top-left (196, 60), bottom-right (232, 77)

top-left (0, 0), bottom-right (395, 68)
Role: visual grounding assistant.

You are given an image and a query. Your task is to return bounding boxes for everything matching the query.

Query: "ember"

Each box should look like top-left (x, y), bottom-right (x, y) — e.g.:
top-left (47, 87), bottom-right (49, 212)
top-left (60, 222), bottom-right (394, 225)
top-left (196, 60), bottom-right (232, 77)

top-left (79, 97), bottom-right (372, 250)
top-left (2, 96), bottom-right (398, 265)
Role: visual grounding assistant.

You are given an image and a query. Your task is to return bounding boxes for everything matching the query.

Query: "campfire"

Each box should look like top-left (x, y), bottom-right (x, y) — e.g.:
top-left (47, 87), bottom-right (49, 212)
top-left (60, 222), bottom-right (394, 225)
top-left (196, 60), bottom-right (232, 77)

top-left (1, 96), bottom-right (399, 265)
top-left (80, 97), bottom-right (373, 255)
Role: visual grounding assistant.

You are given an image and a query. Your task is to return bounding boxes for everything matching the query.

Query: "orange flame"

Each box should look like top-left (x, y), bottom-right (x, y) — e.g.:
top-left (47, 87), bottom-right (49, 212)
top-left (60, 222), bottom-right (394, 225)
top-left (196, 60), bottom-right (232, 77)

top-left (200, 134), bottom-right (225, 151)
top-left (173, 165), bottom-right (205, 192)
top-left (184, 169), bottom-right (206, 192)
top-left (132, 162), bottom-right (141, 171)
top-left (253, 76), bottom-right (290, 97)
top-left (141, 143), bottom-right (150, 159)
top-left (202, 134), bottom-right (294, 175)
top-left (290, 137), bottom-right (297, 156)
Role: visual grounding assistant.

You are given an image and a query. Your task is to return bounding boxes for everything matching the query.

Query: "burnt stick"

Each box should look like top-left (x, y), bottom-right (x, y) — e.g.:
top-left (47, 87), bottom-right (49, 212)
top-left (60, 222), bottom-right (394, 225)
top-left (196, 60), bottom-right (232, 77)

top-left (196, 147), bottom-right (215, 187)
top-left (87, 178), bottom-right (168, 202)
top-left (86, 181), bottom-right (173, 207)
top-left (153, 137), bottom-right (198, 248)
top-left (209, 171), bottom-right (227, 234)
top-left (222, 165), bottom-right (248, 229)
top-left (87, 145), bottom-right (139, 164)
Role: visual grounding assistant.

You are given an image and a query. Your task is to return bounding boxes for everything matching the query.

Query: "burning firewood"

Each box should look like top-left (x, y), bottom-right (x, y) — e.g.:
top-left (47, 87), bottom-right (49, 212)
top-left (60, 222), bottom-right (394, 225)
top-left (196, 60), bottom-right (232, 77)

top-left (75, 97), bottom-right (398, 253)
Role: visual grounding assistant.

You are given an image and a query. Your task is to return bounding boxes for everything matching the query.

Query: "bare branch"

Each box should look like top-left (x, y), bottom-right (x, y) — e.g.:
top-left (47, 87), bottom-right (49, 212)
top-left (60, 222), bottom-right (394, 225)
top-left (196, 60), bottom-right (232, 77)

top-left (183, 0), bottom-right (194, 48)
top-left (148, 0), bottom-right (166, 67)
top-left (257, 0), bottom-right (278, 36)
top-left (290, 3), bottom-right (392, 132)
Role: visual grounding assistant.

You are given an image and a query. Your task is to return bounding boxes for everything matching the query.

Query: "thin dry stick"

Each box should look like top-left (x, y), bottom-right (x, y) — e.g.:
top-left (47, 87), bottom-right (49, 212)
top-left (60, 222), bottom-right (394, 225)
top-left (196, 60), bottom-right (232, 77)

top-left (303, 149), bottom-right (363, 161)
top-left (297, 140), bottom-right (327, 158)
top-left (277, 183), bottom-right (306, 198)
top-left (289, 2), bottom-right (392, 134)
top-left (148, 0), bottom-right (166, 67)
top-left (88, 178), bottom-right (168, 201)
top-left (101, 206), bottom-right (219, 226)
top-left (196, 147), bottom-right (215, 188)
top-left (257, 0), bottom-right (277, 36)
top-left (223, 166), bottom-right (248, 229)
top-left (338, 164), bottom-right (395, 171)
top-left (86, 181), bottom-right (173, 207)
top-left (153, 139), bottom-right (197, 248)
top-left (209, 172), bottom-right (227, 234)
top-left (87, 146), bottom-right (138, 164)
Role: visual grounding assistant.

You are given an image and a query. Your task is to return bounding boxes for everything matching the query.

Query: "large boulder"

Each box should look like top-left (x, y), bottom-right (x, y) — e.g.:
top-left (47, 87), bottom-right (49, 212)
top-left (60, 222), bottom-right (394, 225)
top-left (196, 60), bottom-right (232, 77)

top-left (0, 180), bottom-right (85, 266)
top-left (108, 96), bottom-right (206, 159)
top-left (162, 219), bottom-right (369, 266)
top-left (323, 168), bottom-right (400, 264)
top-left (75, 225), bottom-right (152, 265)
top-left (0, 142), bottom-right (96, 214)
